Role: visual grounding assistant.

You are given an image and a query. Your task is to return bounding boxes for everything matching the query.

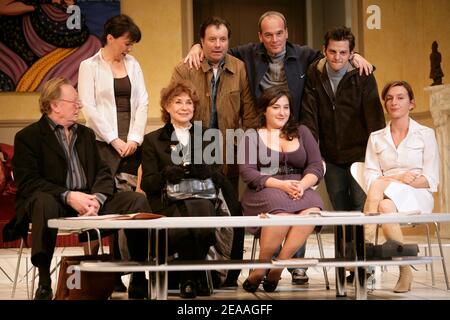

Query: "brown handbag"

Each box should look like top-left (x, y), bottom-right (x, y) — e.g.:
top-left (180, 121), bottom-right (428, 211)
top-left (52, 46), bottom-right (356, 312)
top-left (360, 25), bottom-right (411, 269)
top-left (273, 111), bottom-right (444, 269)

top-left (54, 254), bottom-right (116, 300)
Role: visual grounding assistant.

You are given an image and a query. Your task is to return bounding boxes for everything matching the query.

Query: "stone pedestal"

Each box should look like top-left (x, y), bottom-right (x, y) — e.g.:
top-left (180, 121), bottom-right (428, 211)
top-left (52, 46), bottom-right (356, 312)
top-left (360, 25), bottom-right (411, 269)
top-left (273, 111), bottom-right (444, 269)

top-left (426, 84), bottom-right (450, 237)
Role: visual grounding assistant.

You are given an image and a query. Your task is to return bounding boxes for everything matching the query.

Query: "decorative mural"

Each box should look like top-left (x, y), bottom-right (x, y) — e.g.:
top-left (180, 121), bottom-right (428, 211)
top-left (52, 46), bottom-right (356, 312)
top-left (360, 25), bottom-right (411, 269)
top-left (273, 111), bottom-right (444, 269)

top-left (0, 0), bottom-right (120, 92)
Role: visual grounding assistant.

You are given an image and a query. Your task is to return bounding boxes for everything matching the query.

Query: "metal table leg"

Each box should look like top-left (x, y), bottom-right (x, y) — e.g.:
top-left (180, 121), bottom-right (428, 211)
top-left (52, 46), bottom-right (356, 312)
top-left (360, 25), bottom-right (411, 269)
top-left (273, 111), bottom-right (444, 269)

top-left (335, 225), bottom-right (347, 297)
top-left (434, 222), bottom-right (450, 290)
top-left (354, 225), bottom-right (367, 300)
top-left (147, 229), bottom-right (157, 300)
top-left (155, 228), bottom-right (168, 300)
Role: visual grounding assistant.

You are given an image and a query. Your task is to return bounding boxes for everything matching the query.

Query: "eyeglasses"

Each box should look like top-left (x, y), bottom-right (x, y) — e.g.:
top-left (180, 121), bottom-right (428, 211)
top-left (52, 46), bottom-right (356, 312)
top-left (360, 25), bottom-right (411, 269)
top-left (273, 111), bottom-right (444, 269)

top-left (57, 99), bottom-right (82, 106)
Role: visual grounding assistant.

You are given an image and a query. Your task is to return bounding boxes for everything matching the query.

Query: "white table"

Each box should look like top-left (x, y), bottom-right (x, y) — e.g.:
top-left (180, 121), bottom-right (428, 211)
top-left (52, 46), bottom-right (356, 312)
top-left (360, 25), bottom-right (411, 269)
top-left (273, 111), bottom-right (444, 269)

top-left (48, 212), bottom-right (450, 300)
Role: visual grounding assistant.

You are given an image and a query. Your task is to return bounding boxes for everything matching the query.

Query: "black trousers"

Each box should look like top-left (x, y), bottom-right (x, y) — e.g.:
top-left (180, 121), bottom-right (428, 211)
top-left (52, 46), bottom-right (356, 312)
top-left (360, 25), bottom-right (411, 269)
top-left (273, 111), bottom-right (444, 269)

top-left (163, 199), bottom-right (216, 286)
top-left (25, 191), bottom-right (150, 266)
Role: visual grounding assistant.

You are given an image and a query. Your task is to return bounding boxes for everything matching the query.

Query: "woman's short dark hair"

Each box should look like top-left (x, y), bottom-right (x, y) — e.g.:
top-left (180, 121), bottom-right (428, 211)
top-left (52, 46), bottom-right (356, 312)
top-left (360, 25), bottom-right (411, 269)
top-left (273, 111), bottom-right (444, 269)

top-left (381, 80), bottom-right (415, 102)
top-left (256, 85), bottom-right (299, 140)
top-left (160, 80), bottom-right (200, 124)
top-left (199, 16), bottom-right (231, 40)
top-left (102, 14), bottom-right (141, 45)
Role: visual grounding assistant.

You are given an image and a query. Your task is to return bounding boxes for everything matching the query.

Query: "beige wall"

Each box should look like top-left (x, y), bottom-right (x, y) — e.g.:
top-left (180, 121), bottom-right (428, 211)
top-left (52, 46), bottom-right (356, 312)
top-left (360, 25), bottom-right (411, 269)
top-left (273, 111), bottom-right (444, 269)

top-left (360, 0), bottom-right (450, 114)
top-left (0, 0), bottom-right (186, 143)
top-left (122, 0), bottom-right (185, 120)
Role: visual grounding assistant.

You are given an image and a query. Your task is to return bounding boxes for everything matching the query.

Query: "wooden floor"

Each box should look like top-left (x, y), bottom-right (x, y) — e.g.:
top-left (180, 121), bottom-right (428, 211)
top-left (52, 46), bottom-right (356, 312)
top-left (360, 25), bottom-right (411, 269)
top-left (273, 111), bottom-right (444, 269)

top-left (1, 232), bottom-right (450, 300)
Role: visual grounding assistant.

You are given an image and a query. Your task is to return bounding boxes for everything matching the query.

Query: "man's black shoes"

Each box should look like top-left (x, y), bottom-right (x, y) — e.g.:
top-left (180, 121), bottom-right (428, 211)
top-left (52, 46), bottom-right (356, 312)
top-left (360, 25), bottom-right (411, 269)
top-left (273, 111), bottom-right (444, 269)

top-left (34, 285), bottom-right (53, 300)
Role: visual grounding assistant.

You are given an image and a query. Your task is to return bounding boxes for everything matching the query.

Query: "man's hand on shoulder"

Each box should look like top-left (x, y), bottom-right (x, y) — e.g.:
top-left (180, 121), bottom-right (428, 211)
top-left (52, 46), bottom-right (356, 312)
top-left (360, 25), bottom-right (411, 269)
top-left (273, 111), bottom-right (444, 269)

top-left (183, 44), bottom-right (204, 70)
top-left (352, 53), bottom-right (373, 76)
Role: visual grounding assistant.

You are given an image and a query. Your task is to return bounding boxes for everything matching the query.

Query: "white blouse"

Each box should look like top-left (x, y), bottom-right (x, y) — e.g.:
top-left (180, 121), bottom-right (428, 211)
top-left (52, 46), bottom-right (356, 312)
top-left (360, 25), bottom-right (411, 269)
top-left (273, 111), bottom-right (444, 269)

top-left (173, 122), bottom-right (192, 147)
top-left (78, 49), bottom-right (149, 145)
top-left (364, 118), bottom-right (440, 193)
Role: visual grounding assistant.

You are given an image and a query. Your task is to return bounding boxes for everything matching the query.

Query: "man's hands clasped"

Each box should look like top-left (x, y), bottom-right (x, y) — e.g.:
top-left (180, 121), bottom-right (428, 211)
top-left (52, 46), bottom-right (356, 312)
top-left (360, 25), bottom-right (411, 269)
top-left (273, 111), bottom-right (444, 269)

top-left (67, 191), bottom-right (101, 216)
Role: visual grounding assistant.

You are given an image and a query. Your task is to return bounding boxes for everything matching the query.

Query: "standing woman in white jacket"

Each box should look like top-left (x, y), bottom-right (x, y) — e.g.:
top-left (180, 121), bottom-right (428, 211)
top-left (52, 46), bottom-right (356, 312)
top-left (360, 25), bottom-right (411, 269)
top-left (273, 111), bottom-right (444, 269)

top-left (77, 14), bottom-right (149, 298)
top-left (78, 14), bottom-right (148, 186)
top-left (363, 80), bottom-right (440, 293)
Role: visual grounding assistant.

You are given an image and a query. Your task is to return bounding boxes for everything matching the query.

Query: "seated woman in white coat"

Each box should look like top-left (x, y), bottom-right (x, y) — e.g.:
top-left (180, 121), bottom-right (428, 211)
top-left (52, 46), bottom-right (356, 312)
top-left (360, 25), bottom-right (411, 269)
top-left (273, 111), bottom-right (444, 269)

top-left (363, 80), bottom-right (440, 293)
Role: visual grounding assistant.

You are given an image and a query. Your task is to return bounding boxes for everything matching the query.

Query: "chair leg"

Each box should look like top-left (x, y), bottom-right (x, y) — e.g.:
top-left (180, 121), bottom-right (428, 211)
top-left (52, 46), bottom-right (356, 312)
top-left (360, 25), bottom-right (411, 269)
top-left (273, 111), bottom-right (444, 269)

top-left (206, 270), bottom-right (214, 295)
top-left (25, 259), bottom-right (30, 300)
top-left (94, 229), bottom-right (104, 254)
top-left (376, 225), bottom-right (388, 273)
top-left (375, 224), bottom-right (379, 245)
top-left (86, 231), bottom-right (92, 255)
top-left (50, 257), bottom-right (62, 282)
top-left (425, 223), bottom-right (435, 286)
top-left (11, 238), bottom-right (24, 298)
top-left (0, 266), bottom-right (13, 283)
top-left (249, 234), bottom-right (258, 274)
top-left (434, 222), bottom-right (450, 290)
top-left (316, 231), bottom-right (330, 290)
top-left (31, 266), bottom-right (36, 299)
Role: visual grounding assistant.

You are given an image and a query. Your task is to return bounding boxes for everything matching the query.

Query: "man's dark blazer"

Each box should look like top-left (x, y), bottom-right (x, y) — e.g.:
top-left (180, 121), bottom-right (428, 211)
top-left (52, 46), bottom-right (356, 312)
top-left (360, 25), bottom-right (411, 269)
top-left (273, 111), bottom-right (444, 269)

top-left (2, 116), bottom-right (114, 241)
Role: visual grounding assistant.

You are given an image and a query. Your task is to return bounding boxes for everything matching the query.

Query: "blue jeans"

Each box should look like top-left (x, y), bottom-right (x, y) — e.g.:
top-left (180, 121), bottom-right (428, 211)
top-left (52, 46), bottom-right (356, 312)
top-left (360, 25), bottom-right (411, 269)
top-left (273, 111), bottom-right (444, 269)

top-left (324, 162), bottom-right (366, 212)
top-left (324, 162), bottom-right (366, 248)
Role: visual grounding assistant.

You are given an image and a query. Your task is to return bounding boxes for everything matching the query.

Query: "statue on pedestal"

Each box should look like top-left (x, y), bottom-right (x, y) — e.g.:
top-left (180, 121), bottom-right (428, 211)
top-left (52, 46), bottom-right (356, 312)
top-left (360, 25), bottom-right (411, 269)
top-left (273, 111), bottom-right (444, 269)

top-left (430, 41), bottom-right (444, 86)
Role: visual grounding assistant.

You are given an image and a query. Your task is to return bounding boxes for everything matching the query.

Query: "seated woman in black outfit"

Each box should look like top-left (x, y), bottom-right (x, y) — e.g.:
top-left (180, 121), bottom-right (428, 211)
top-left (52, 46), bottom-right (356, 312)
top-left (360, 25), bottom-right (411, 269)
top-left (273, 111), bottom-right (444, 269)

top-left (140, 80), bottom-right (240, 298)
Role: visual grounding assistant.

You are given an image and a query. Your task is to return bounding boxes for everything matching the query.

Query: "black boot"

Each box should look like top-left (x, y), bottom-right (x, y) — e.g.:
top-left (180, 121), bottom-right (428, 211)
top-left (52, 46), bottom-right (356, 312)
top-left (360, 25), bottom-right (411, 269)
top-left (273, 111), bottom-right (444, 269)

top-left (34, 285), bottom-right (53, 300)
top-left (128, 273), bottom-right (148, 299)
top-left (196, 272), bottom-right (212, 296)
top-left (180, 280), bottom-right (197, 299)
top-left (114, 273), bottom-right (127, 293)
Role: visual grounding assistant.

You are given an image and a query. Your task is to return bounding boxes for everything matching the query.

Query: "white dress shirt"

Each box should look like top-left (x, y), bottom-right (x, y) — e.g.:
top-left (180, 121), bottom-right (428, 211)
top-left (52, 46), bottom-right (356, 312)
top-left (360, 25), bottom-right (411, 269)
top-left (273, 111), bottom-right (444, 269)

top-left (78, 49), bottom-right (149, 145)
top-left (364, 118), bottom-right (440, 213)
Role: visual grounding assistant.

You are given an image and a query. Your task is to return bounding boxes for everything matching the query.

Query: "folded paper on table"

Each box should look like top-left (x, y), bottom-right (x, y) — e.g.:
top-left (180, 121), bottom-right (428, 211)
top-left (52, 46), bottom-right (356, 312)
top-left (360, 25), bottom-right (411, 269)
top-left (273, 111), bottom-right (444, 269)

top-left (65, 212), bottom-right (164, 220)
top-left (385, 210), bottom-right (422, 216)
top-left (114, 212), bottom-right (164, 220)
top-left (272, 258), bottom-right (319, 266)
top-left (319, 211), bottom-right (364, 217)
top-left (65, 214), bottom-right (123, 220)
top-left (264, 213), bottom-right (317, 219)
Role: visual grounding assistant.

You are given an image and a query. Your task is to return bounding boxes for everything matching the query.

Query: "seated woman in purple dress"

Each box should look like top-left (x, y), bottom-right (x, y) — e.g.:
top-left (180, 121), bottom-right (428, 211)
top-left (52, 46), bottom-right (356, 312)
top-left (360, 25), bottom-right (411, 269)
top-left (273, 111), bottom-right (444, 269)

top-left (238, 85), bottom-right (324, 292)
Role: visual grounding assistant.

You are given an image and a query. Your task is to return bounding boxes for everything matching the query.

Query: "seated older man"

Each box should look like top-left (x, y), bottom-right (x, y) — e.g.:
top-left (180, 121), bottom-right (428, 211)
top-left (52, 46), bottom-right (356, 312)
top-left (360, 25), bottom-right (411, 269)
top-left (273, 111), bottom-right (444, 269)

top-left (3, 77), bottom-right (151, 300)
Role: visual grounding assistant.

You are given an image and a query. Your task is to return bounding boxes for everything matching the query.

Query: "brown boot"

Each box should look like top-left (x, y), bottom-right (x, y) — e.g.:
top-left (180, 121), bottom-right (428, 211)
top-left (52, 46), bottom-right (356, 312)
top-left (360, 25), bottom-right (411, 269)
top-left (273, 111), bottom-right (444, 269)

top-left (364, 224), bottom-right (378, 244)
top-left (363, 200), bottom-right (380, 244)
top-left (381, 223), bottom-right (404, 243)
top-left (381, 224), bottom-right (412, 292)
top-left (393, 266), bottom-right (413, 293)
